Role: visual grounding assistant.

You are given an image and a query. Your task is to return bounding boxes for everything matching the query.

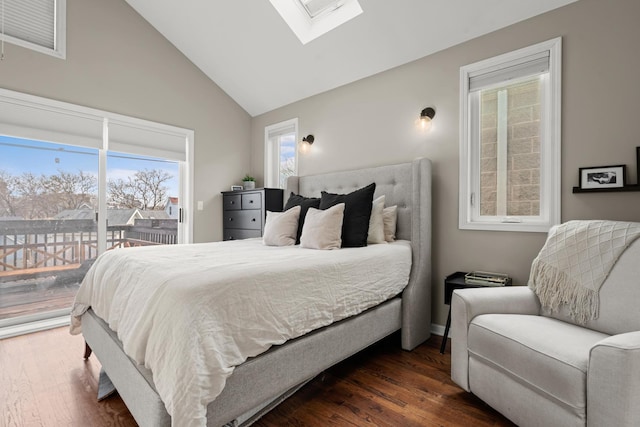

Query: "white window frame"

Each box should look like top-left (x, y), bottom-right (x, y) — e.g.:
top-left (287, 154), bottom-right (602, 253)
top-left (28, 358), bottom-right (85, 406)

top-left (0, 87), bottom-right (194, 243)
top-left (264, 118), bottom-right (298, 189)
top-left (459, 37), bottom-right (561, 233)
top-left (1, 0), bottom-right (66, 59)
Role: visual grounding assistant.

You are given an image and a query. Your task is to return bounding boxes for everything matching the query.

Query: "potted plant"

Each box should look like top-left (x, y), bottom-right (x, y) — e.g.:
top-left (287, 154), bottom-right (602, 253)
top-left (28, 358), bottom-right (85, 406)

top-left (242, 174), bottom-right (256, 190)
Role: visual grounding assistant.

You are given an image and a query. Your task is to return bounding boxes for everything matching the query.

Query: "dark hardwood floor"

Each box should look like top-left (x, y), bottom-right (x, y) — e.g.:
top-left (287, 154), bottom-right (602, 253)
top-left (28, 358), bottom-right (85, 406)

top-left (0, 327), bottom-right (514, 427)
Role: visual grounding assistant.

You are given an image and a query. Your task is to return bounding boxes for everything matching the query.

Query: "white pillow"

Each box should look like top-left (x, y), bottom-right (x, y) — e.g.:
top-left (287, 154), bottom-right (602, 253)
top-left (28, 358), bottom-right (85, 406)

top-left (383, 205), bottom-right (398, 242)
top-left (367, 195), bottom-right (386, 244)
top-left (300, 203), bottom-right (345, 250)
top-left (262, 205), bottom-right (301, 246)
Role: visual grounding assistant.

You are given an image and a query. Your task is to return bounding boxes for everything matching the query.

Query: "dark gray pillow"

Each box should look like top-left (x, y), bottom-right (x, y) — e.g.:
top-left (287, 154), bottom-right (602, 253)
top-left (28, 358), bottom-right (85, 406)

top-left (319, 183), bottom-right (376, 247)
top-left (284, 192), bottom-right (321, 244)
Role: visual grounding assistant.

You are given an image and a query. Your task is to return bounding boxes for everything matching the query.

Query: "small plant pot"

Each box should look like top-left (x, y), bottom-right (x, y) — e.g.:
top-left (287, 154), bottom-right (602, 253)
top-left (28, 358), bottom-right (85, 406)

top-left (243, 181), bottom-right (255, 190)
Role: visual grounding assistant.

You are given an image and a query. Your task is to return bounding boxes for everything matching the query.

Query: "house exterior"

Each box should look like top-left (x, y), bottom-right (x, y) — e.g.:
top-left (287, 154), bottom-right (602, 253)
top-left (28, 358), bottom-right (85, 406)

top-left (164, 197), bottom-right (179, 220)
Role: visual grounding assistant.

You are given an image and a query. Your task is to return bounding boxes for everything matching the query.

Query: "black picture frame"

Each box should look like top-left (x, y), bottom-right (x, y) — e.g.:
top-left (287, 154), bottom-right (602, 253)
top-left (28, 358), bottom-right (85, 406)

top-left (636, 147), bottom-right (640, 185)
top-left (579, 165), bottom-right (626, 189)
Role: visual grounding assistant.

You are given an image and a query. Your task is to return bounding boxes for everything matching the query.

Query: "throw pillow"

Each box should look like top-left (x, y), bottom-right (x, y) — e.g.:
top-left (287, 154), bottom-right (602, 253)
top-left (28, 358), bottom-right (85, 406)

top-left (319, 183), bottom-right (376, 247)
top-left (284, 192), bottom-right (321, 244)
top-left (367, 195), bottom-right (386, 244)
top-left (300, 203), bottom-right (345, 250)
top-left (383, 205), bottom-right (398, 242)
top-left (262, 206), bottom-right (301, 246)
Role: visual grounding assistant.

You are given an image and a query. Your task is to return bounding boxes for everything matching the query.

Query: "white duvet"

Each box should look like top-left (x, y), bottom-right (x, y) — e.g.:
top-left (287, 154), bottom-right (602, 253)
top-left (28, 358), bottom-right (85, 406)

top-left (70, 238), bottom-right (411, 427)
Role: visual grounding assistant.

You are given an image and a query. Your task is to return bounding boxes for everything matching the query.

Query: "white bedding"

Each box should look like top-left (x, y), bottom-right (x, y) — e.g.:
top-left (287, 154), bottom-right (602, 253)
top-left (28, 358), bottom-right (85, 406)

top-left (70, 238), bottom-right (411, 427)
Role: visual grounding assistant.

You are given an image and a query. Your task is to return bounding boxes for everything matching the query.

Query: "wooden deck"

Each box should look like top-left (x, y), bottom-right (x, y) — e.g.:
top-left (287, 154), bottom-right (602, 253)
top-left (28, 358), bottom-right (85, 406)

top-left (0, 268), bottom-right (83, 321)
top-left (0, 218), bottom-right (178, 324)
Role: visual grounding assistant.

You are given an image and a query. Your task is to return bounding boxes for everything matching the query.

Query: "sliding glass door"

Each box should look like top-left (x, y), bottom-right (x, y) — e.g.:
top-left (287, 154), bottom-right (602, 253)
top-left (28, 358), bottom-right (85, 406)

top-left (0, 136), bottom-right (99, 326)
top-left (0, 88), bottom-right (193, 334)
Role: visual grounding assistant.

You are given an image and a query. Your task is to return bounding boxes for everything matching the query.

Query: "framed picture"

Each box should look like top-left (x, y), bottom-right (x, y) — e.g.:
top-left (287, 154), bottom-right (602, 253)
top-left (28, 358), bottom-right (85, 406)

top-left (230, 185), bottom-right (243, 191)
top-left (579, 165), bottom-right (626, 189)
top-left (636, 147), bottom-right (640, 183)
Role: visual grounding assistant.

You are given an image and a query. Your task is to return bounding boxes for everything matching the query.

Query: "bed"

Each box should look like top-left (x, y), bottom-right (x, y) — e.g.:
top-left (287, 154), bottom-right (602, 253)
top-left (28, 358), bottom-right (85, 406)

top-left (71, 157), bottom-right (432, 426)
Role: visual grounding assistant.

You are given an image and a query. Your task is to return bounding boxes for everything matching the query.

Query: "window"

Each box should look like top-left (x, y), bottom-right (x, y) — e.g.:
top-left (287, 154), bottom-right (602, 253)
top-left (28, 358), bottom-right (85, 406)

top-left (0, 87), bottom-right (193, 336)
top-left (459, 37), bottom-right (561, 232)
top-left (1, 0), bottom-right (66, 59)
top-left (265, 118), bottom-right (298, 189)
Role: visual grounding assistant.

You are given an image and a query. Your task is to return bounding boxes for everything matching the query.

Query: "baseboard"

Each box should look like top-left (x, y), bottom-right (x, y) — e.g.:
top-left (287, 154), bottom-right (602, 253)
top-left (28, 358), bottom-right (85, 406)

top-left (431, 323), bottom-right (445, 337)
top-left (0, 315), bottom-right (70, 340)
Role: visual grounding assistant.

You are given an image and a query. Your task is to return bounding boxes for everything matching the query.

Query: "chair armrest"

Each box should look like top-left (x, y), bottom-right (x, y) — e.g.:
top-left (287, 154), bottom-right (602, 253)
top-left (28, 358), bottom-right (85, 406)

top-left (451, 287), bottom-right (540, 391)
top-left (588, 331), bottom-right (640, 427)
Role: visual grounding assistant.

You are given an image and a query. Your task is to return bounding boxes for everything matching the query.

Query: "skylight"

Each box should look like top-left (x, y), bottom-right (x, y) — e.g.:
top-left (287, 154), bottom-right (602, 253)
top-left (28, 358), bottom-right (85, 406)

top-left (269, 0), bottom-right (362, 45)
top-left (299, 0), bottom-right (344, 19)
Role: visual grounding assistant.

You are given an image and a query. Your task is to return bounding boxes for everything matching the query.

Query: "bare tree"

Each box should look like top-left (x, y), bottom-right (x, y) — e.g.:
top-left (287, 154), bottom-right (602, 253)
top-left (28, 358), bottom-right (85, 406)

top-left (13, 172), bottom-right (47, 219)
top-left (108, 169), bottom-right (172, 210)
top-left (44, 169), bottom-right (97, 211)
top-left (0, 170), bottom-right (18, 217)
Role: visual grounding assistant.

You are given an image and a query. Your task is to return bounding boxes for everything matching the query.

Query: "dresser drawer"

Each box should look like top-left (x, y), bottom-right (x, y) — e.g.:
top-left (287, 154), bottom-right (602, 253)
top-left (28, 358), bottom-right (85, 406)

top-left (223, 194), bottom-right (242, 210)
top-left (242, 193), bottom-right (262, 210)
top-left (224, 210), bottom-right (262, 230)
top-left (223, 229), bottom-right (261, 241)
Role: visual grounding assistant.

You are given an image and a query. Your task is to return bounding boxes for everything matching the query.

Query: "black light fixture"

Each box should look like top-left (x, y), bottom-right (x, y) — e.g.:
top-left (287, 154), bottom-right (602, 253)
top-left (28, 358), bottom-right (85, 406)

top-left (302, 134), bottom-right (315, 145)
top-left (419, 107), bottom-right (436, 130)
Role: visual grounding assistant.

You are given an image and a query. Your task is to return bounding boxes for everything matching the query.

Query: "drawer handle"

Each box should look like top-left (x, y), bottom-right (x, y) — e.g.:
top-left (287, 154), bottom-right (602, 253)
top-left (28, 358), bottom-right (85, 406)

top-left (230, 201), bottom-right (235, 205)
top-left (228, 218), bottom-right (233, 221)
top-left (251, 218), bottom-right (256, 222)
top-left (249, 200), bottom-right (253, 204)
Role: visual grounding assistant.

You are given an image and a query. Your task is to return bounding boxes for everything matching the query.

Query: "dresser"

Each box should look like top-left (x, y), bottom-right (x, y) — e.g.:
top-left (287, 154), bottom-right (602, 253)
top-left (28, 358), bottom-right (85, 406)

top-left (221, 188), bottom-right (284, 241)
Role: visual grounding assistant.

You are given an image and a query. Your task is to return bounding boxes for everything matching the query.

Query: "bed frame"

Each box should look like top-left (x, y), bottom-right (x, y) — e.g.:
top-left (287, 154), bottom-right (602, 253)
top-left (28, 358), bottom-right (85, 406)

top-left (80, 157), bottom-right (432, 426)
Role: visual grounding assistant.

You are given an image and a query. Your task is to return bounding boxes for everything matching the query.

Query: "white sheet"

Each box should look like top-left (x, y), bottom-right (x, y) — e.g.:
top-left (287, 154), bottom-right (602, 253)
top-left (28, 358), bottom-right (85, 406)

top-left (70, 239), bottom-right (411, 427)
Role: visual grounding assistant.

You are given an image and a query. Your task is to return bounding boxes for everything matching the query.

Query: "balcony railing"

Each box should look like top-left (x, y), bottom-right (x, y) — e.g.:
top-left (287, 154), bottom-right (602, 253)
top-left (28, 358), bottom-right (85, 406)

top-left (0, 218), bottom-right (178, 279)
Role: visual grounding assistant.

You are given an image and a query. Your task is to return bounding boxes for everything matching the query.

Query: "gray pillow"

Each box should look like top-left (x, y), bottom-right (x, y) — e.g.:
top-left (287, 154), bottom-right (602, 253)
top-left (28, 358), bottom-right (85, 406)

top-left (263, 206), bottom-right (301, 246)
top-left (300, 203), bottom-right (345, 250)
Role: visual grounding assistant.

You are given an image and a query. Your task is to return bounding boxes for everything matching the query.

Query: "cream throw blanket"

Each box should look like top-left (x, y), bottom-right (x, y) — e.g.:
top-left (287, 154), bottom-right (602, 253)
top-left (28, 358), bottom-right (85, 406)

top-left (528, 220), bottom-right (640, 324)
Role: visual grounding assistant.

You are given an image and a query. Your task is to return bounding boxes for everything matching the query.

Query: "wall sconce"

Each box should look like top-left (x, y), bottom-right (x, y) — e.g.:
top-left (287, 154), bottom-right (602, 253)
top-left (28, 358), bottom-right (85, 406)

top-left (418, 107), bottom-right (436, 130)
top-left (300, 134), bottom-right (314, 153)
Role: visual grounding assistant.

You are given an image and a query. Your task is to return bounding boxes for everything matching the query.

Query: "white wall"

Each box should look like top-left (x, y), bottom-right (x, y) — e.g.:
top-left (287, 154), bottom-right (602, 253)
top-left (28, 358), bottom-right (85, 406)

top-left (251, 0), bottom-right (640, 326)
top-left (0, 0), bottom-right (251, 242)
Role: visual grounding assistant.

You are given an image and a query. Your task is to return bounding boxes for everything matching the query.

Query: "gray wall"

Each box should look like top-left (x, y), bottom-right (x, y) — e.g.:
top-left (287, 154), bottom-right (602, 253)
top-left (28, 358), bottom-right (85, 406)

top-left (0, 0), bottom-right (251, 243)
top-left (251, 0), bottom-right (640, 327)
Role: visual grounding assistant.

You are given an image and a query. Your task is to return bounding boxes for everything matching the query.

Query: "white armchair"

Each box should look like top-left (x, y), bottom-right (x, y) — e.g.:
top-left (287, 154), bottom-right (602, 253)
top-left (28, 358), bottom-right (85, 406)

top-left (451, 225), bottom-right (640, 427)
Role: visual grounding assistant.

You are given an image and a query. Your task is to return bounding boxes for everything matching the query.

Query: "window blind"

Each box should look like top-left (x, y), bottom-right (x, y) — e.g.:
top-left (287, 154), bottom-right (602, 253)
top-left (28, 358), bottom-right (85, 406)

top-left (2, 0), bottom-right (56, 50)
top-left (469, 51), bottom-right (550, 92)
top-left (0, 95), bottom-right (103, 149)
top-left (108, 120), bottom-right (187, 162)
top-left (267, 122), bottom-right (296, 140)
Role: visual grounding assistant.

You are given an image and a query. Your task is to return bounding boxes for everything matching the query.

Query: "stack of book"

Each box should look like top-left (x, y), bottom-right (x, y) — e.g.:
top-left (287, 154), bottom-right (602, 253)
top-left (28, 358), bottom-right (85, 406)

top-left (464, 271), bottom-right (510, 286)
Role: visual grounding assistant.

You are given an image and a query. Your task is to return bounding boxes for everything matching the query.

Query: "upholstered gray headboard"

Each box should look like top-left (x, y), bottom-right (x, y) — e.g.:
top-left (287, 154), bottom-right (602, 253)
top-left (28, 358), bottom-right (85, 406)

top-left (285, 158), bottom-right (432, 350)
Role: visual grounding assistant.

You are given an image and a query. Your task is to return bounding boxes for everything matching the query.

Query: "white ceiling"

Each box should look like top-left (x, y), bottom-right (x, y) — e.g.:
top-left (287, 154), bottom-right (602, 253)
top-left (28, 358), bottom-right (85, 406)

top-left (124, 0), bottom-right (578, 117)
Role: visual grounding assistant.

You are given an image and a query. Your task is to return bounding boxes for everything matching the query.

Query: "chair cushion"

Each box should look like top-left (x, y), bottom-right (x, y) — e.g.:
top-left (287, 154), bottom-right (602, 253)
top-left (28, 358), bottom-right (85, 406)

top-left (468, 314), bottom-right (609, 410)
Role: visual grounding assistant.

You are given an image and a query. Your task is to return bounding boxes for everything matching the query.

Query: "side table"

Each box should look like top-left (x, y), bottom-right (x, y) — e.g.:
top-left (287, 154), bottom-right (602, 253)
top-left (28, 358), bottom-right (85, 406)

top-left (440, 271), bottom-right (512, 354)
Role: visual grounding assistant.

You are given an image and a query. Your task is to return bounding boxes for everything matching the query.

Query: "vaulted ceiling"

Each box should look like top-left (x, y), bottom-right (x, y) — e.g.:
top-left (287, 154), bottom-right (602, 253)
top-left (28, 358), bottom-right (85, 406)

top-left (124, 0), bottom-right (579, 117)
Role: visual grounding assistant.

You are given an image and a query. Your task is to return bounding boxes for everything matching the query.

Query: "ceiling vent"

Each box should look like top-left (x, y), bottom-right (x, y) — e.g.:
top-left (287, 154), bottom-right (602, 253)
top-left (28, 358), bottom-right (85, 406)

top-left (269, 0), bottom-right (362, 44)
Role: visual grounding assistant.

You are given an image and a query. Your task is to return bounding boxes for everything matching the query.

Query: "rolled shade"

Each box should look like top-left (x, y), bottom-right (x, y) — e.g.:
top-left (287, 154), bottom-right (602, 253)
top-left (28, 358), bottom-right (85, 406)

top-left (0, 95), bottom-right (103, 148)
top-left (108, 119), bottom-right (187, 162)
top-left (469, 51), bottom-right (549, 92)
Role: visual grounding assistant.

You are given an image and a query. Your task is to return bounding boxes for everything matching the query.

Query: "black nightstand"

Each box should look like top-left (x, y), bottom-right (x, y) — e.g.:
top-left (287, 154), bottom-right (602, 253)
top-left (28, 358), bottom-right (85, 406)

top-left (440, 271), bottom-right (512, 354)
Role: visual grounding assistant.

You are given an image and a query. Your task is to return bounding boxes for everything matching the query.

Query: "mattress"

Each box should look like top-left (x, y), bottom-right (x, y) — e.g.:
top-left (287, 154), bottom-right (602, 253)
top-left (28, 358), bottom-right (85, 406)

top-left (70, 238), bottom-right (412, 427)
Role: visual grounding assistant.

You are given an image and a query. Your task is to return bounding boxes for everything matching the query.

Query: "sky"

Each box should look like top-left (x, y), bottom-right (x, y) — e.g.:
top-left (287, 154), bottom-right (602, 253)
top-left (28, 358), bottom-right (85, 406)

top-left (0, 135), bottom-right (179, 197)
